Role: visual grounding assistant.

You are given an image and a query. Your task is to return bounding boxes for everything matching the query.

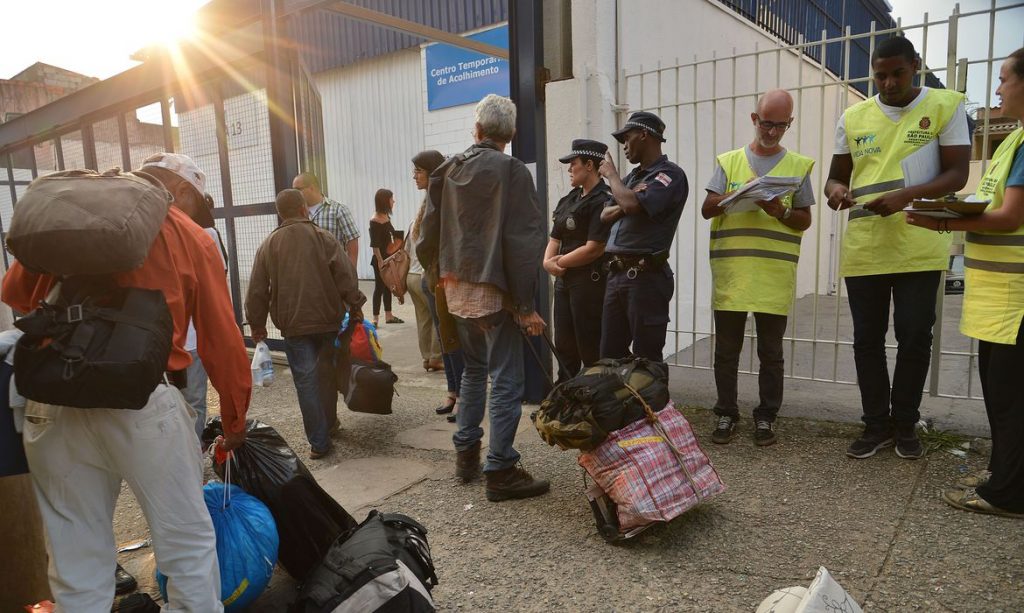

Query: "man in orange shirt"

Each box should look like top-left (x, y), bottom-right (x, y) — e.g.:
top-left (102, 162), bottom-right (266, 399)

top-left (2, 153), bottom-right (252, 612)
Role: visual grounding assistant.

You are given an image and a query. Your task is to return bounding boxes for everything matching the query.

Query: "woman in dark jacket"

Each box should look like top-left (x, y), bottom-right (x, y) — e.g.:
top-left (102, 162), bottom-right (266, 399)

top-left (543, 139), bottom-right (613, 381)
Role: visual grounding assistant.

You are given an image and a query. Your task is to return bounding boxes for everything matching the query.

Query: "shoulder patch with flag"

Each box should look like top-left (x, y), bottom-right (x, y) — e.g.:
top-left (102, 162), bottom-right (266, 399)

top-left (653, 172), bottom-right (673, 187)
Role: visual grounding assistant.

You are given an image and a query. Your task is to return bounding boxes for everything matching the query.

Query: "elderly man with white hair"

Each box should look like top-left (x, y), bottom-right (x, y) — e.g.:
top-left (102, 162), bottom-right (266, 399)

top-left (417, 94), bottom-right (550, 501)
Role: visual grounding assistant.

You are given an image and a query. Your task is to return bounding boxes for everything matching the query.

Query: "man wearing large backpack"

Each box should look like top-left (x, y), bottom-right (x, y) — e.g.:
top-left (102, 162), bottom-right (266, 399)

top-left (2, 153), bottom-right (252, 612)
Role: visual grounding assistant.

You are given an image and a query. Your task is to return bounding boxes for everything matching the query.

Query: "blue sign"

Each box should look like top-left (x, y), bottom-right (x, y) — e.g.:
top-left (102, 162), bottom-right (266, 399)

top-left (425, 25), bottom-right (510, 111)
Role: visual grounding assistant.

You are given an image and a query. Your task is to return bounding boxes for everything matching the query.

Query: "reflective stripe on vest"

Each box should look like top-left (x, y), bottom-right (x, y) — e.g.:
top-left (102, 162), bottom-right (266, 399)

top-left (709, 147), bottom-right (814, 315)
top-left (960, 127), bottom-right (1024, 344)
top-left (840, 89), bottom-right (963, 277)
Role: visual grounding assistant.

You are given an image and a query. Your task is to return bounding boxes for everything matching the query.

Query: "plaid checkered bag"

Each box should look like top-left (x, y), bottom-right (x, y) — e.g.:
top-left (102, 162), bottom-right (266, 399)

top-left (578, 400), bottom-right (725, 530)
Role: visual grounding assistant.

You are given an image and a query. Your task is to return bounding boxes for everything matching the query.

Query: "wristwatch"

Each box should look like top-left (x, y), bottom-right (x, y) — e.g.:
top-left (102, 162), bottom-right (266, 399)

top-left (781, 207), bottom-right (793, 221)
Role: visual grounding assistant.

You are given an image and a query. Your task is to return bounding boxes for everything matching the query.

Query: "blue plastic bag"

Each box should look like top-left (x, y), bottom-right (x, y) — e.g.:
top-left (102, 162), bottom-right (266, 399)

top-left (157, 482), bottom-right (279, 612)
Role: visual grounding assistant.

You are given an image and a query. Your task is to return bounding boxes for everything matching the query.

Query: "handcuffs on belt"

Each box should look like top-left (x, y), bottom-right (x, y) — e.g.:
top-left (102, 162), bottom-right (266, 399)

top-left (604, 251), bottom-right (669, 279)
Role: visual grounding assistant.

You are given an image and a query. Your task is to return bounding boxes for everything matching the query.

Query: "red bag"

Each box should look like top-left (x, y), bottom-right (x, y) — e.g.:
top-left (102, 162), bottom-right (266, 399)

top-left (348, 321), bottom-right (383, 363)
top-left (578, 400), bottom-right (725, 531)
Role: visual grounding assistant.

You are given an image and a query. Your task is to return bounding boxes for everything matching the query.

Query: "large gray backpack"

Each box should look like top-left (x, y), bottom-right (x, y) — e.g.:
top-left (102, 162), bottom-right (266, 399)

top-left (7, 168), bottom-right (172, 275)
top-left (7, 168), bottom-right (176, 410)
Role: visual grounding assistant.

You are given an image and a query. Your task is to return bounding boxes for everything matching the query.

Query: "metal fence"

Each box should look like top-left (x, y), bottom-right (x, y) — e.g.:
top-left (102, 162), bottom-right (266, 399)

top-left (0, 33), bottom-right (325, 352)
top-left (618, 1), bottom-right (1024, 401)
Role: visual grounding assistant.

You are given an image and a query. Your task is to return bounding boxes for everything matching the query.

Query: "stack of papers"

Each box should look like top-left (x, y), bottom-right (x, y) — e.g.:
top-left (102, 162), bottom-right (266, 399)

top-left (718, 175), bottom-right (804, 213)
top-left (902, 195), bottom-right (991, 219)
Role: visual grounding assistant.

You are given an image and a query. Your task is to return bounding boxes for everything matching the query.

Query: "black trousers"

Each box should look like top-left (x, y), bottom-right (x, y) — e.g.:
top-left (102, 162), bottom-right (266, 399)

top-left (712, 310), bottom-right (787, 422)
top-left (370, 258), bottom-right (392, 316)
top-left (976, 322), bottom-right (1024, 512)
top-left (553, 273), bottom-right (606, 381)
top-left (844, 270), bottom-right (940, 430)
top-left (600, 264), bottom-right (674, 363)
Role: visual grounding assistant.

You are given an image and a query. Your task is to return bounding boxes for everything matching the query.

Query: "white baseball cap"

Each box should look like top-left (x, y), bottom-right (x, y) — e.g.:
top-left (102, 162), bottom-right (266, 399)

top-left (141, 152), bottom-right (207, 196)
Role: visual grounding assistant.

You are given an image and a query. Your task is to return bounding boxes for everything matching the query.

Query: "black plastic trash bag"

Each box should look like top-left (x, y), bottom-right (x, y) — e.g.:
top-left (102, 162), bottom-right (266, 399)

top-left (202, 418), bottom-right (357, 580)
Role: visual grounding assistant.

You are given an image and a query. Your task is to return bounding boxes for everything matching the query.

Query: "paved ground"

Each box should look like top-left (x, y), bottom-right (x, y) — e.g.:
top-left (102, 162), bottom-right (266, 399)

top-left (111, 281), bottom-right (1023, 612)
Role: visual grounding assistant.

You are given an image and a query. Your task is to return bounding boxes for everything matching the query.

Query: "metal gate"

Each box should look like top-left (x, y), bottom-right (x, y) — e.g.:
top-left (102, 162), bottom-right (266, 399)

top-left (617, 1), bottom-right (1024, 401)
top-left (0, 17), bottom-right (326, 352)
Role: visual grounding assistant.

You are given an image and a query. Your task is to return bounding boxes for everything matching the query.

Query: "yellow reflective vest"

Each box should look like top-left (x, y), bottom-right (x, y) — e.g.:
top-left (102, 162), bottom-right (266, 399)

top-left (710, 147), bottom-right (814, 315)
top-left (840, 89), bottom-right (964, 277)
top-left (961, 127), bottom-right (1024, 344)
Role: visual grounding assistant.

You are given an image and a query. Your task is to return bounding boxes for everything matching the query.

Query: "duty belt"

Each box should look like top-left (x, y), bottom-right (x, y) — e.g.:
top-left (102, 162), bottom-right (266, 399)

top-left (604, 252), bottom-right (669, 279)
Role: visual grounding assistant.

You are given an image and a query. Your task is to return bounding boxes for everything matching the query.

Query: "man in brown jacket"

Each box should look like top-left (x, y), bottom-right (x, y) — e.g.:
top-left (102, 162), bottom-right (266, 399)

top-left (246, 188), bottom-right (366, 459)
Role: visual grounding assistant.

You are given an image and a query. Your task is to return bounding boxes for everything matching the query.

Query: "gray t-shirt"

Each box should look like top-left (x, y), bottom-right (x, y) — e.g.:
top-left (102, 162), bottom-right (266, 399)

top-left (706, 146), bottom-right (814, 208)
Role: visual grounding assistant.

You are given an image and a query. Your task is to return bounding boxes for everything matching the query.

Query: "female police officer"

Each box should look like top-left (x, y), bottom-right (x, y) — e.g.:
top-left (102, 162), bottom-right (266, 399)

top-left (543, 139), bottom-right (613, 380)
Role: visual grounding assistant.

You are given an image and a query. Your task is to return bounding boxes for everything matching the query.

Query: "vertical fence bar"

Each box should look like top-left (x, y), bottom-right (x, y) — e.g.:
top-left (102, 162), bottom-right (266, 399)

top-left (928, 9), bottom-right (950, 397)
top-left (160, 98), bottom-right (175, 152)
top-left (213, 82), bottom-right (244, 327)
top-left (920, 12), bottom-right (930, 88)
top-left (832, 28), bottom-right (849, 383)
top-left (692, 54), bottom-right (702, 367)
top-left (81, 124), bottom-right (97, 171)
top-left (117, 113), bottom-right (132, 170)
top-left (793, 34), bottom-right (804, 377)
top-left (707, 51), bottom-right (719, 368)
top-left (675, 58), bottom-right (683, 362)
top-left (54, 137), bottom-right (65, 171)
top-left (867, 21), bottom-right (877, 98)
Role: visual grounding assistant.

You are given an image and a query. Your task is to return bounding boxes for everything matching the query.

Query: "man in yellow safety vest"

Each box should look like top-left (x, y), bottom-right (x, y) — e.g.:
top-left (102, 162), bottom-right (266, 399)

top-left (702, 89), bottom-right (815, 447)
top-left (825, 36), bottom-right (971, 460)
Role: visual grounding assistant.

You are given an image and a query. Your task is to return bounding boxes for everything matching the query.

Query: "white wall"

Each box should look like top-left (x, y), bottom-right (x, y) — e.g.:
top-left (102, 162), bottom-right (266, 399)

top-left (314, 33), bottom-right (504, 280)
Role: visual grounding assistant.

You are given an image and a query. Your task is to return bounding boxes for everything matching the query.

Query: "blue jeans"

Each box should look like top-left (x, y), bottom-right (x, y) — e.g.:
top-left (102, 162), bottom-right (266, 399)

top-left (422, 276), bottom-right (465, 395)
top-left (284, 332), bottom-right (338, 453)
top-left (453, 311), bottom-right (524, 472)
top-left (182, 349), bottom-right (208, 441)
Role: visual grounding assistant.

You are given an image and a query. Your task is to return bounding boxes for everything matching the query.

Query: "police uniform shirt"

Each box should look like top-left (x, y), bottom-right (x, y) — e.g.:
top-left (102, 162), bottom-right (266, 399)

top-left (551, 180), bottom-right (613, 261)
top-left (606, 155), bottom-right (689, 255)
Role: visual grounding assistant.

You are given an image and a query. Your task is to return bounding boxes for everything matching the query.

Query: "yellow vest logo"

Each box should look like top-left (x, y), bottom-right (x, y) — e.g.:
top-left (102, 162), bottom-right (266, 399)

top-left (852, 133), bottom-right (881, 158)
top-left (919, 116), bottom-right (931, 130)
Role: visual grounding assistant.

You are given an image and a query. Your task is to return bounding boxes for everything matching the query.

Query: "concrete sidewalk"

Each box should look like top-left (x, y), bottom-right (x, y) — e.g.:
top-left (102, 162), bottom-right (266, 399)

top-left (114, 282), bottom-right (1022, 611)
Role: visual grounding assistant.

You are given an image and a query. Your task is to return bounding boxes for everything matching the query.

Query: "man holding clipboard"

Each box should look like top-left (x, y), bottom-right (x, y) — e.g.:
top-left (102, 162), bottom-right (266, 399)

top-left (824, 37), bottom-right (970, 460)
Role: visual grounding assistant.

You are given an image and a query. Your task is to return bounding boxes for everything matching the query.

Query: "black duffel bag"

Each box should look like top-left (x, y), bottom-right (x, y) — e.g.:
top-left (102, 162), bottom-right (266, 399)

top-left (343, 359), bottom-right (397, 415)
top-left (291, 510), bottom-right (438, 613)
top-left (14, 284), bottom-right (173, 410)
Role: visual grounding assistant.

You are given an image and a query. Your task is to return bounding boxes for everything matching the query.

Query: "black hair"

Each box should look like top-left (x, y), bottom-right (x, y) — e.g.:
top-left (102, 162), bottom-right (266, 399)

top-left (374, 188), bottom-right (394, 215)
top-left (872, 36), bottom-right (918, 65)
top-left (1009, 47), bottom-right (1024, 80)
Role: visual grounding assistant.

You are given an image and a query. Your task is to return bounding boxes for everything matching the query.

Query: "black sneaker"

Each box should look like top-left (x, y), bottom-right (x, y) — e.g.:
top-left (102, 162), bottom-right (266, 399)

top-left (846, 427), bottom-right (894, 459)
top-left (455, 441), bottom-right (481, 482)
top-left (111, 593), bottom-right (160, 613)
top-left (711, 416), bottom-right (737, 444)
top-left (754, 420), bottom-right (777, 446)
top-left (115, 563), bottom-right (137, 595)
top-left (485, 465), bottom-right (550, 501)
top-left (894, 424), bottom-right (925, 459)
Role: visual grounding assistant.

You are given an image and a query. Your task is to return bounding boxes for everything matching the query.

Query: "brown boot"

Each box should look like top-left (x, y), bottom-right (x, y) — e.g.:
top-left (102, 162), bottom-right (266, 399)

top-left (485, 465), bottom-right (550, 502)
top-left (455, 441), bottom-right (481, 482)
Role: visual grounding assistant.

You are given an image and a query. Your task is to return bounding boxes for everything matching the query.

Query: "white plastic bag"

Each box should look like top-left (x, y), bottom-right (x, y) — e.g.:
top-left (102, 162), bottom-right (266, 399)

top-left (251, 341), bottom-right (274, 387)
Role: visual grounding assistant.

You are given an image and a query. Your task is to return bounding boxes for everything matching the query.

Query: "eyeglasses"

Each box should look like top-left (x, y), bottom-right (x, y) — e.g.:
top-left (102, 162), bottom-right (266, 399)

top-left (755, 116), bottom-right (792, 132)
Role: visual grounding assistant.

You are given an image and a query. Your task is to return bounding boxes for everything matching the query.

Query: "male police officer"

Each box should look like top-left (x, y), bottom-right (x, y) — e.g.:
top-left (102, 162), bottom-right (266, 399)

top-left (825, 36), bottom-right (970, 460)
top-left (701, 89), bottom-right (815, 447)
top-left (598, 111), bottom-right (689, 363)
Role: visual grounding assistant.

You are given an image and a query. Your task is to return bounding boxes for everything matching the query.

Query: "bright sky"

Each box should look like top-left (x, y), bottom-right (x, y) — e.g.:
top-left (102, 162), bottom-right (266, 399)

top-left (1, 0), bottom-right (210, 80)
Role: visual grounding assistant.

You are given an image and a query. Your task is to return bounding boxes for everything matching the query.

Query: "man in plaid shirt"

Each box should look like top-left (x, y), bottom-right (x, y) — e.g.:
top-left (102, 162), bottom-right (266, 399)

top-left (293, 172), bottom-right (360, 267)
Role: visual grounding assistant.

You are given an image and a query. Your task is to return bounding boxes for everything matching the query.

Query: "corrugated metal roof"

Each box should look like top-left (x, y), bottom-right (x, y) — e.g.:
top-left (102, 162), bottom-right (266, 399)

top-left (287, 0), bottom-right (508, 75)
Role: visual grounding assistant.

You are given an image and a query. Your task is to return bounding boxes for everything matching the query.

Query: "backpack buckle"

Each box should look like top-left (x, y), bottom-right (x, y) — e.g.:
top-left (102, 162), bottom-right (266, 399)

top-left (66, 304), bottom-right (84, 323)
